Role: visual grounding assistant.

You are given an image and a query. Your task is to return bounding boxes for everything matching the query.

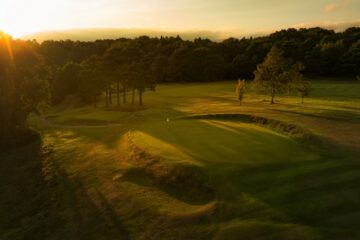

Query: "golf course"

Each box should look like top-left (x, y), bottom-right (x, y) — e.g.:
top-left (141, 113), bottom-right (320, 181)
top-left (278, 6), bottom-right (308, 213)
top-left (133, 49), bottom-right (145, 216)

top-left (1, 80), bottom-right (359, 240)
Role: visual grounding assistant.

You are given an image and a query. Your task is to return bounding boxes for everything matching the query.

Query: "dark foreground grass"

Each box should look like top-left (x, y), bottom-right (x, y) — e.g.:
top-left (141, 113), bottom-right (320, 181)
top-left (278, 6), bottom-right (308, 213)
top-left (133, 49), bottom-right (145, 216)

top-left (1, 80), bottom-right (360, 239)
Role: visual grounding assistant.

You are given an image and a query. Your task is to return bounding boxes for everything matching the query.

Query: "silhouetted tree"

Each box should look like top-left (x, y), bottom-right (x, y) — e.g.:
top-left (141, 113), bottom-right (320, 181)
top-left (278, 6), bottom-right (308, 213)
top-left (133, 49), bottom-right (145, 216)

top-left (52, 62), bottom-right (82, 104)
top-left (0, 33), bottom-right (49, 145)
top-left (78, 56), bottom-right (104, 106)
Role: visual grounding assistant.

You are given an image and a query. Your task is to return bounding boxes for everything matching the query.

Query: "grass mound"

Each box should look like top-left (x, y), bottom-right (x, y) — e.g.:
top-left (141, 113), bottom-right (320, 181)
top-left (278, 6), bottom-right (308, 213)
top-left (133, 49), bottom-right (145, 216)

top-left (121, 132), bottom-right (216, 204)
top-left (250, 115), bottom-right (308, 137)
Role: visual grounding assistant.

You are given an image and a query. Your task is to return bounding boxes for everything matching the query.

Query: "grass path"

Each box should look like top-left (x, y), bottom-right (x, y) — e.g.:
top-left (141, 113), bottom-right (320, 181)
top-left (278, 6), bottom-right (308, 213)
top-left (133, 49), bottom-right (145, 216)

top-left (39, 116), bottom-right (125, 129)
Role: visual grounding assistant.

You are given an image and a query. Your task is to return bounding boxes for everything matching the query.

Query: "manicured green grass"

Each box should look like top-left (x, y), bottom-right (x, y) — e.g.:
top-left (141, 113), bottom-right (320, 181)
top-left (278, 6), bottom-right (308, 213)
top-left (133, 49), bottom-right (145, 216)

top-left (1, 79), bottom-right (360, 239)
top-left (133, 120), bottom-right (315, 166)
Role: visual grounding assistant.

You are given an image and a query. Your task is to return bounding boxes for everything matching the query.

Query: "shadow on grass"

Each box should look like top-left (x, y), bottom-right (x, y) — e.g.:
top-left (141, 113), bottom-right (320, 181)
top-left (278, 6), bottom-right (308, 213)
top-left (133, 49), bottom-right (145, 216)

top-left (121, 166), bottom-right (216, 205)
top-left (0, 140), bottom-right (62, 240)
top-left (273, 108), bottom-right (360, 123)
top-left (0, 140), bottom-right (131, 240)
top-left (53, 163), bottom-right (131, 240)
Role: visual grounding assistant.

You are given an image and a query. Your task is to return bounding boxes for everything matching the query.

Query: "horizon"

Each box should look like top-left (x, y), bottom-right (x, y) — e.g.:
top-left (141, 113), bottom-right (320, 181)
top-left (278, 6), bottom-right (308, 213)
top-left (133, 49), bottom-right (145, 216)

top-left (9, 23), bottom-right (360, 42)
top-left (1, 0), bottom-right (359, 38)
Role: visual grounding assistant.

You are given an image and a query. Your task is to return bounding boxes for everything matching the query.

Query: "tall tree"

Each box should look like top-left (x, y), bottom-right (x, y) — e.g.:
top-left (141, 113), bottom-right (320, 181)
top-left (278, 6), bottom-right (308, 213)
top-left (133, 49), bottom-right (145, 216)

top-left (288, 62), bottom-right (311, 104)
top-left (52, 61), bottom-right (82, 104)
top-left (129, 58), bottom-right (156, 106)
top-left (253, 46), bottom-right (301, 104)
top-left (296, 79), bottom-right (311, 104)
top-left (78, 56), bottom-right (104, 107)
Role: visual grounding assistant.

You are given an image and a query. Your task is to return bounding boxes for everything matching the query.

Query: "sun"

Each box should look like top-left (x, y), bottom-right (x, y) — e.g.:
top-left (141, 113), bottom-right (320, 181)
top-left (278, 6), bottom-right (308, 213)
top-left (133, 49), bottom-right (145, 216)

top-left (0, 26), bottom-right (29, 39)
top-left (0, 0), bottom-right (61, 38)
top-left (0, 1), bottom-right (36, 37)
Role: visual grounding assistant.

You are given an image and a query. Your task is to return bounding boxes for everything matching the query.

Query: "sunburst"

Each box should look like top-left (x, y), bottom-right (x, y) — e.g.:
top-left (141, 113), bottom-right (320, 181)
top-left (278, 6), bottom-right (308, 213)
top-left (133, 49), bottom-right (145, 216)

top-left (0, 32), bottom-right (16, 70)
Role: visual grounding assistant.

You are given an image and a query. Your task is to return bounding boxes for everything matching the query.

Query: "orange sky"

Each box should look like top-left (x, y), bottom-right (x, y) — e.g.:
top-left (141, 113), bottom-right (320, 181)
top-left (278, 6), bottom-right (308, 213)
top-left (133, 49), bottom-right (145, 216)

top-left (1, 0), bottom-right (359, 37)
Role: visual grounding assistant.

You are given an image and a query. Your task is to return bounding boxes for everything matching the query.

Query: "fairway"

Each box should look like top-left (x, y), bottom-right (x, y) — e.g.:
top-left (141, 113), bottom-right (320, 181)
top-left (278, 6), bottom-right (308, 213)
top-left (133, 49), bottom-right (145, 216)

top-left (1, 80), bottom-right (360, 240)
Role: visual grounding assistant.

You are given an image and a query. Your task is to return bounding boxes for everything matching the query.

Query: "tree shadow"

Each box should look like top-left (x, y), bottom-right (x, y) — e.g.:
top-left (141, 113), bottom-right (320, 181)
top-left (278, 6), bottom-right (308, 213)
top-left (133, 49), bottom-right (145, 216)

top-left (49, 159), bottom-right (131, 239)
top-left (0, 140), bottom-right (62, 240)
top-left (0, 140), bottom-right (131, 240)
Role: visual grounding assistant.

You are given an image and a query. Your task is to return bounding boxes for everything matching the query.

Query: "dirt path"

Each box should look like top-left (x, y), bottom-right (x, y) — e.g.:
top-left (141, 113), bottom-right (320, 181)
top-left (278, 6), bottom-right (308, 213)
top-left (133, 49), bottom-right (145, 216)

top-left (39, 116), bottom-right (124, 129)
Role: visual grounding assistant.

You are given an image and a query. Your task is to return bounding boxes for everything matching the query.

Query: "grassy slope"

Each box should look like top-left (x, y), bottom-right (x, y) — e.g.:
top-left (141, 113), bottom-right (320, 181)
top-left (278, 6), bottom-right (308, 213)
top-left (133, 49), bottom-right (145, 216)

top-left (1, 80), bottom-right (360, 240)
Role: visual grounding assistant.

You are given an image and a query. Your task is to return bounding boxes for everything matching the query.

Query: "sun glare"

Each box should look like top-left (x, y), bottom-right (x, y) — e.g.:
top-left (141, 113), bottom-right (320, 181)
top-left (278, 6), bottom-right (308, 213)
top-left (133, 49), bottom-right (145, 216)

top-left (0, 1), bottom-right (41, 37)
top-left (0, 0), bottom-right (74, 38)
top-left (1, 26), bottom-right (28, 39)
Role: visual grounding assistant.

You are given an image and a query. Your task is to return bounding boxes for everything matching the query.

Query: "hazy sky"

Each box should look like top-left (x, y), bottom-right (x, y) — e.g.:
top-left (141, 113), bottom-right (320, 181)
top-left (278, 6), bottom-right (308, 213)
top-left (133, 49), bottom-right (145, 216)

top-left (1, 0), bottom-right (359, 37)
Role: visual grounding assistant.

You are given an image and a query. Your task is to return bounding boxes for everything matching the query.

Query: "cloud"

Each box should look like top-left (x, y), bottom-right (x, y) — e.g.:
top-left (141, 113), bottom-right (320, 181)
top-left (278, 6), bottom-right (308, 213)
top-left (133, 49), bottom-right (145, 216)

top-left (324, 0), bottom-right (351, 12)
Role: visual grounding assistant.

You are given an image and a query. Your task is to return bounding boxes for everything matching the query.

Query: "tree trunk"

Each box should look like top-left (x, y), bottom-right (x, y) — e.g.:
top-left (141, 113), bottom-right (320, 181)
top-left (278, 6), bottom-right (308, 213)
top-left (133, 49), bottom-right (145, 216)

top-left (271, 94), bottom-right (275, 104)
top-left (123, 85), bottom-right (127, 104)
top-left (117, 81), bottom-right (120, 108)
top-left (109, 88), bottom-right (112, 105)
top-left (139, 88), bottom-right (143, 106)
top-left (105, 89), bottom-right (109, 108)
top-left (132, 88), bottom-right (135, 105)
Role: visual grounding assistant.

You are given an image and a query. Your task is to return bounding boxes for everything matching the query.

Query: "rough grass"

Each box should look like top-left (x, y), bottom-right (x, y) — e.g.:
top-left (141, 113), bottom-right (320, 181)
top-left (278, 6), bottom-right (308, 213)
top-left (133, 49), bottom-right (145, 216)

top-left (1, 79), bottom-right (360, 240)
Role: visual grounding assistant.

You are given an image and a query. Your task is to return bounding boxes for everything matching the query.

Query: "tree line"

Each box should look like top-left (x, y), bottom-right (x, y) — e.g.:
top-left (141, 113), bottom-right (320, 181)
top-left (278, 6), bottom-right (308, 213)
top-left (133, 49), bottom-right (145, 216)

top-left (34, 27), bottom-right (359, 106)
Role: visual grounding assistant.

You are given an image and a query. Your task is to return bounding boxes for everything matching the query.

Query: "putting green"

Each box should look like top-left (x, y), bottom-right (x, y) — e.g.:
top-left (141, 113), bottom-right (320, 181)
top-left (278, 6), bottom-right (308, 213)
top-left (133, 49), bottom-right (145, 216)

top-left (133, 119), bottom-right (318, 169)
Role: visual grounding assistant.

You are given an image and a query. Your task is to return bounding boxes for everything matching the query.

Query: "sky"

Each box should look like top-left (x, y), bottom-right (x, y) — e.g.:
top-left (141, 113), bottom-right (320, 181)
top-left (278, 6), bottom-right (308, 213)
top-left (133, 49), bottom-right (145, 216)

top-left (0, 0), bottom-right (359, 37)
